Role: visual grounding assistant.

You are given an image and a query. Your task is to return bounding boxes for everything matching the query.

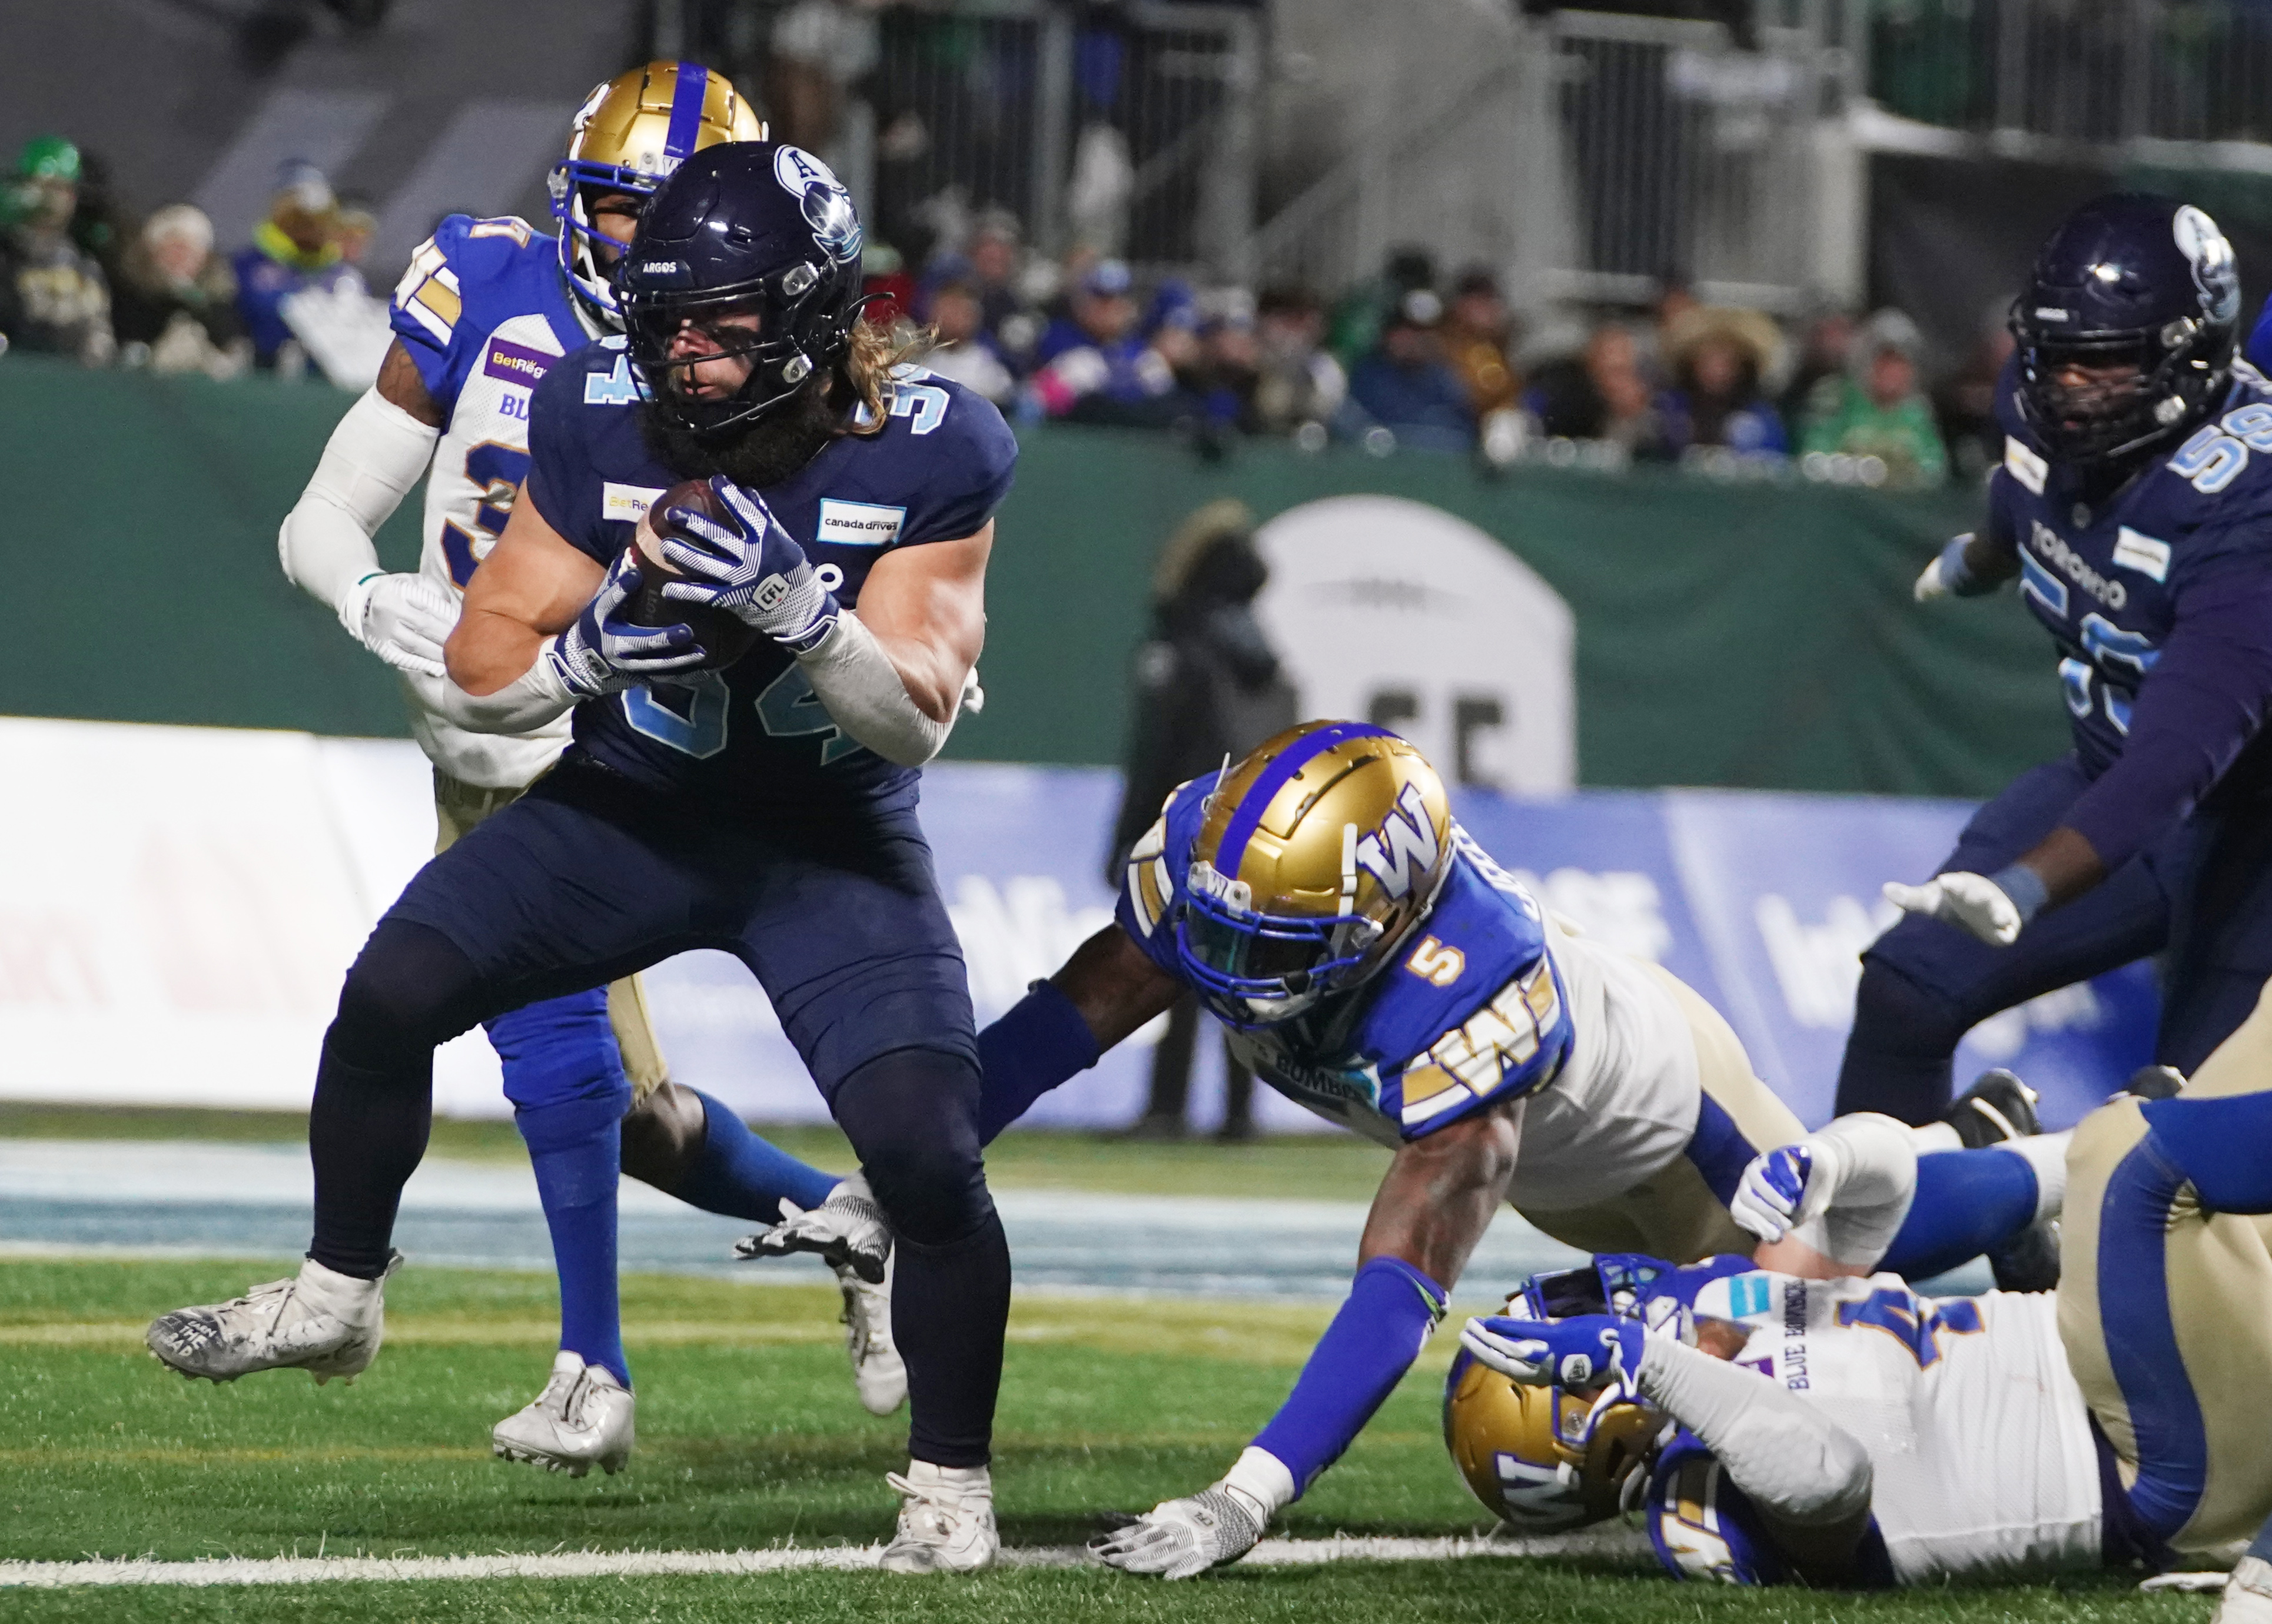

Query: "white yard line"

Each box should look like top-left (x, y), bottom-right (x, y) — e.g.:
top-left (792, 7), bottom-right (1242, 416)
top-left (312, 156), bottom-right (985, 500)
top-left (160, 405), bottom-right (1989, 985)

top-left (0, 1531), bottom-right (1640, 1588)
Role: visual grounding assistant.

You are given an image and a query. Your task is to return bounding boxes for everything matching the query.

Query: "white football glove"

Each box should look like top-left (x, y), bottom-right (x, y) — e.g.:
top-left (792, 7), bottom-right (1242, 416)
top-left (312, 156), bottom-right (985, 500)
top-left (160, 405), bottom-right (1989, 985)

top-left (1883, 871), bottom-right (2022, 946)
top-left (1729, 1143), bottom-right (1819, 1246)
top-left (342, 571), bottom-right (457, 679)
top-left (1090, 1486), bottom-right (1265, 1580)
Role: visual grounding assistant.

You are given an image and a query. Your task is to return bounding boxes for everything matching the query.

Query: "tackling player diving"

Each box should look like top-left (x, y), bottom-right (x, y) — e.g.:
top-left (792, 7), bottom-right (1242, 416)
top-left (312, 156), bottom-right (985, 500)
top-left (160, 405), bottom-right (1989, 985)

top-left (1452, 982), bottom-right (2272, 1620)
top-left (158, 64), bottom-right (905, 1474)
top-left (1846, 194), bottom-right (2272, 1128)
top-left (968, 719), bottom-right (2065, 1577)
top-left (148, 132), bottom-right (1014, 1569)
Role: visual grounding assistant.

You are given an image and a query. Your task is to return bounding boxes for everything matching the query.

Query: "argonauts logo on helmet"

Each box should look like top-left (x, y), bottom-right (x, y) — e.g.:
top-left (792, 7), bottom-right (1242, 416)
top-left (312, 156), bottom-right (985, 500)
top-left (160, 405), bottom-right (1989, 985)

top-left (774, 145), bottom-right (863, 263)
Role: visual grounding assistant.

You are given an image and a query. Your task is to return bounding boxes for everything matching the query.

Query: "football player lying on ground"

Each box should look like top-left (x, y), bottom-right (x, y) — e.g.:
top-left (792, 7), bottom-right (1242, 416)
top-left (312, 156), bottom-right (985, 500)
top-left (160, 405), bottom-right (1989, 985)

top-left (1453, 1004), bottom-right (2272, 1616)
top-left (151, 141), bottom-right (1019, 1571)
top-left (951, 719), bottom-right (2068, 1577)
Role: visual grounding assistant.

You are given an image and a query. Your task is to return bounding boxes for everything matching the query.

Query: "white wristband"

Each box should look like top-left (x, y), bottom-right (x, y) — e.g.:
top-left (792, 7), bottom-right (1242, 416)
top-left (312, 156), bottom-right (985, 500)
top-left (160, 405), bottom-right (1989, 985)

top-left (1220, 1446), bottom-right (1297, 1520)
top-left (435, 639), bottom-right (580, 735)
top-left (795, 612), bottom-right (958, 768)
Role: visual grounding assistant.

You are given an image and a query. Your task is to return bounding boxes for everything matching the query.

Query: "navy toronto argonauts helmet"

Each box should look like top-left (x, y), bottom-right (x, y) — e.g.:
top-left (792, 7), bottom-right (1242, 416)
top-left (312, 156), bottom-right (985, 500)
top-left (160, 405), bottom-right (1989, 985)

top-left (615, 140), bottom-right (868, 435)
top-left (2010, 192), bottom-right (2241, 463)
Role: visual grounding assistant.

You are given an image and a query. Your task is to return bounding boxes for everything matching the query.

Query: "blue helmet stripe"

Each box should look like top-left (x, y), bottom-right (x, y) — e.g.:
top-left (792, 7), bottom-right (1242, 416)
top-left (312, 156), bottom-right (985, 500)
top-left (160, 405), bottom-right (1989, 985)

top-left (662, 63), bottom-right (710, 161)
top-left (1215, 722), bottom-right (1397, 882)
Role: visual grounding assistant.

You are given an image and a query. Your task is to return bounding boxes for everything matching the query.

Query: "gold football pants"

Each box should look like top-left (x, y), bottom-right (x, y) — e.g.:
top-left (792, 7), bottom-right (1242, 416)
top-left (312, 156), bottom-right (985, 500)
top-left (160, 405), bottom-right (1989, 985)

top-left (1519, 964), bottom-right (1805, 1264)
top-left (2060, 974), bottom-right (2272, 1554)
top-left (430, 770), bottom-right (670, 1101)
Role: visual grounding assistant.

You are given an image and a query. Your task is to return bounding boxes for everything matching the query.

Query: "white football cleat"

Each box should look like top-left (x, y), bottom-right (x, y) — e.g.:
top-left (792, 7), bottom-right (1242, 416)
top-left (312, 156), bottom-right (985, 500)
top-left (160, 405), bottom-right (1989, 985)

top-left (147, 1253), bottom-right (398, 1384)
top-left (491, 1350), bottom-right (635, 1477)
top-left (838, 1251), bottom-right (906, 1416)
top-left (734, 1172), bottom-right (893, 1283)
top-left (880, 1460), bottom-right (998, 1573)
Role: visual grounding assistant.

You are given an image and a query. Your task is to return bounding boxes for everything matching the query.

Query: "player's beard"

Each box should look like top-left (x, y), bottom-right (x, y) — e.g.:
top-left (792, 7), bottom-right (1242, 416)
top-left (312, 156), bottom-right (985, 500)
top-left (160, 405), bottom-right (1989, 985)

top-left (640, 374), bottom-right (844, 490)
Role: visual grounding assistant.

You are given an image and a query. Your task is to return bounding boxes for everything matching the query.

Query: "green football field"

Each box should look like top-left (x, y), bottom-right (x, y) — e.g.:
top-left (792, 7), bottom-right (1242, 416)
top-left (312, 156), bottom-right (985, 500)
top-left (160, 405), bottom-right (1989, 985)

top-left (0, 1253), bottom-right (2217, 1623)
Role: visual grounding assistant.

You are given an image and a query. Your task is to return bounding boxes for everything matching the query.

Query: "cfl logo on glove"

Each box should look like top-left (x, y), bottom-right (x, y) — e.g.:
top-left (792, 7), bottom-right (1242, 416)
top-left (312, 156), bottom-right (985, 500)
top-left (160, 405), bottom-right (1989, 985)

top-left (755, 573), bottom-right (793, 613)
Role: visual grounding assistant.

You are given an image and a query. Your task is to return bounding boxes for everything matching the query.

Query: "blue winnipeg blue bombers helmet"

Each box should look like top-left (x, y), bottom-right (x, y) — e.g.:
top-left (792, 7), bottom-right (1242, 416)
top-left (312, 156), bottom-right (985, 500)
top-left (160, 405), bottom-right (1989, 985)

top-left (616, 140), bottom-right (868, 435)
top-left (2010, 192), bottom-right (2241, 463)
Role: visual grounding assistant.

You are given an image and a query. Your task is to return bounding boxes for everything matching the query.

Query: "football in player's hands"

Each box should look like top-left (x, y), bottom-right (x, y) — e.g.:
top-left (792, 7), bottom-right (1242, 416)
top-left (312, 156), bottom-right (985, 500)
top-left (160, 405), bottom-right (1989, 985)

top-left (623, 480), bottom-right (761, 670)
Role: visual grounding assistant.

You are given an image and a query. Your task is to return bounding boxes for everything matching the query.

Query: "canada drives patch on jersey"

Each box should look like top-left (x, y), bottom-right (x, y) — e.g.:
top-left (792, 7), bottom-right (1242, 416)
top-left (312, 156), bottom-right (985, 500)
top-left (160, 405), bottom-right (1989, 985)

top-left (1992, 356), bottom-right (2272, 774)
top-left (524, 344), bottom-right (1017, 809)
top-left (1115, 773), bottom-right (1572, 1141)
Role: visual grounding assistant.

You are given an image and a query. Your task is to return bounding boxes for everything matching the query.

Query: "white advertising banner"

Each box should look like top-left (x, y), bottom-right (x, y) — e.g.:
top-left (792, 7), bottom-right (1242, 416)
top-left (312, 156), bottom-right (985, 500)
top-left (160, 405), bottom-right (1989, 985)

top-left (1251, 494), bottom-right (1577, 793)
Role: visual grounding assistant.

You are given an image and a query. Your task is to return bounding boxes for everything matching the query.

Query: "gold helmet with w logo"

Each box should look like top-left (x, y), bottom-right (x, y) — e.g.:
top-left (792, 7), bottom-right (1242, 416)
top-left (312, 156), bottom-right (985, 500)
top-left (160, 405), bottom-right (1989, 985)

top-left (1177, 721), bottom-right (1453, 1026)
top-left (548, 60), bottom-right (766, 321)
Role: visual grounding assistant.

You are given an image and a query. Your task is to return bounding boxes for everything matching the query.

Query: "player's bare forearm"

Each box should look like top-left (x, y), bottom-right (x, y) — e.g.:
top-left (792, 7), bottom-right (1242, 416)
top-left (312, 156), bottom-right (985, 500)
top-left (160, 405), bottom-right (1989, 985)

top-left (854, 523), bottom-right (991, 722)
top-left (2009, 825), bottom-right (2108, 910)
top-left (445, 483), bottom-right (603, 696)
top-left (1357, 1099), bottom-right (1524, 1286)
top-left (1050, 925), bottom-right (1183, 1049)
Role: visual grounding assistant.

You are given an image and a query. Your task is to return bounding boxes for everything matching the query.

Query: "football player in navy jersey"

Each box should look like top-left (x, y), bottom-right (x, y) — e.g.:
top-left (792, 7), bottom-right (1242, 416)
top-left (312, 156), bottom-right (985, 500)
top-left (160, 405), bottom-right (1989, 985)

top-left (218, 65), bottom-right (905, 1479)
top-left (151, 141), bottom-right (1018, 1571)
top-left (1839, 195), bottom-right (2272, 1134)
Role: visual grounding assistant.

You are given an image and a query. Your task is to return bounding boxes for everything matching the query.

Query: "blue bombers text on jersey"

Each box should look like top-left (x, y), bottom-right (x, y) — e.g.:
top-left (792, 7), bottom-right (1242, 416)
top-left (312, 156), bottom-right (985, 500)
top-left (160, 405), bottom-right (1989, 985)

top-left (1117, 772), bottom-right (1572, 1143)
top-left (1990, 358), bottom-right (2272, 781)
top-left (523, 344), bottom-right (1017, 811)
top-left (388, 212), bottom-right (594, 789)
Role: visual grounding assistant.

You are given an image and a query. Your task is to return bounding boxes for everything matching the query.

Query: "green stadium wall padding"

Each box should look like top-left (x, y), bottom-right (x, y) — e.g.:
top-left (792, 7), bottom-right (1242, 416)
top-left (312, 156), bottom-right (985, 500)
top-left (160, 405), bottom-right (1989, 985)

top-left (0, 356), bottom-right (2068, 795)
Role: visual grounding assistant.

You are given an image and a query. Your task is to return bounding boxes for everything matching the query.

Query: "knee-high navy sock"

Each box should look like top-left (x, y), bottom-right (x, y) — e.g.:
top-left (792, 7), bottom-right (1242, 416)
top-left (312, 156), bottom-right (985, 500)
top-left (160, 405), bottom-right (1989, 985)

top-left (1879, 1148), bottom-right (2040, 1280)
top-left (835, 1047), bottom-right (1007, 1466)
top-left (666, 1090), bottom-right (839, 1223)
top-left (308, 920), bottom-right (487, 1279)
top-left (493, 992), bottom-right (632, 1388)
top-left (893, 1213), bottom-right (1012, 1468)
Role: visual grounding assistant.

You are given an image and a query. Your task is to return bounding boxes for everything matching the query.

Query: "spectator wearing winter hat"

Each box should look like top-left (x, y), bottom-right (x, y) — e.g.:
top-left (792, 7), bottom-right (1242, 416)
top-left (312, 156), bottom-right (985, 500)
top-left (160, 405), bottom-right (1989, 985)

top-left (1442, 267), bottom-right (1521, 417)
top-left (1657, 304), bottom-right (1788, 460)
top-left (231, 161), bottom-right (364, 368)
top-left (112, 204), bottom-right (248, 377)
top-left (0, 135), bottom-right (115, 364)
top-left (1028, 258), bottom-right (1167, 419)
top-left (1801, 308), bottom-right (1948, 487)
top-left (1347, 288), bottom-right (1477, 451)
top-left (1248, 283), bottom-right (1351, 438)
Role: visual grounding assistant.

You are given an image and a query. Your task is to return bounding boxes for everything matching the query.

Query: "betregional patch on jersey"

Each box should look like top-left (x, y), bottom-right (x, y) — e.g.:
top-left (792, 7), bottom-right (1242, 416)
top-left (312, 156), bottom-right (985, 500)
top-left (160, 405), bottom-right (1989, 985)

top-left (603, 482), bottom-right (666, 523)
top-left (483, 337), bottom-right (557, 388)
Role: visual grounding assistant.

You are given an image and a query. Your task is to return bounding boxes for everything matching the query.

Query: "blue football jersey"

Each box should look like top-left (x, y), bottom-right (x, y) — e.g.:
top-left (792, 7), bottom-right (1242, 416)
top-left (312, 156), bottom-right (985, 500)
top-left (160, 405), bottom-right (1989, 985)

top-left (523, 343), bottom-right (1018, 811)
top-left (1115, 773), bottom-right (1573, 1144)
top-left (1988, 359), bottom-right (2272, 776)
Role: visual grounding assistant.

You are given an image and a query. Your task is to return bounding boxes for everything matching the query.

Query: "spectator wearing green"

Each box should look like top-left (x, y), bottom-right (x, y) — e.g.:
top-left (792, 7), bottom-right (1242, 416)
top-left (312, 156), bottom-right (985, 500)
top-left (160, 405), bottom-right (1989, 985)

top-left (1801, 308), bottom-right (1948, 488)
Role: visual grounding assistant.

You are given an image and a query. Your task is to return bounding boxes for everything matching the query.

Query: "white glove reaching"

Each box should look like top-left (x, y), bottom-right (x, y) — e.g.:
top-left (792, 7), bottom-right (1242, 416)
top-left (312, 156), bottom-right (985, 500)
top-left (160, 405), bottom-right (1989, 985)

top-left (1729, 1143), bottom-right (1819, 1245)
top-left (1883, 871), bottom-right (2022, 946)
top-left (343, 571), bottom-right (457, 679)
top-left (1089, 1486), bottom-right (1265, 1580)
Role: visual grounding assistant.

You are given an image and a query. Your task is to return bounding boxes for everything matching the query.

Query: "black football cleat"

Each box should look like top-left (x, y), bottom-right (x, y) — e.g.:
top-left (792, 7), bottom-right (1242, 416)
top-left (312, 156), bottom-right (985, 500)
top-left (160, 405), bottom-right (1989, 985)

top-left (1945, 1071), bottom-right (2060, 1292)
top-left (2123, 1065), bottom-right (2186, 1102)
top-left (1945, 1069), bottom-right (2040, 1148)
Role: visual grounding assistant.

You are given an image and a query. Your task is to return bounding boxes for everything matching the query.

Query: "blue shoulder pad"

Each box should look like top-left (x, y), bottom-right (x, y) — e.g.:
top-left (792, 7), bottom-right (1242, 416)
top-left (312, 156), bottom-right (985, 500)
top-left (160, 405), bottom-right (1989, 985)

top-left (1368, 835), bottom-right (1569, 1138)
top-left (1114, 773), bottom-right (1216, 978)
top-left (388, 213), bottom-right (558, 409)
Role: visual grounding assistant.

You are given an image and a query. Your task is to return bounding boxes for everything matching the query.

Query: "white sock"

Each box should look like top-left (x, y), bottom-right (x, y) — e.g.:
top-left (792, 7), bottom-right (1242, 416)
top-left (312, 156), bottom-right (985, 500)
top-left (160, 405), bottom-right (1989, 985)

top-left (907, 1459), bottom-right (991, 1498)
top-left (1996, 1130), bottom-right (2072, 1221)
top-left (1910, 1121), bottom-right (1964, 1154)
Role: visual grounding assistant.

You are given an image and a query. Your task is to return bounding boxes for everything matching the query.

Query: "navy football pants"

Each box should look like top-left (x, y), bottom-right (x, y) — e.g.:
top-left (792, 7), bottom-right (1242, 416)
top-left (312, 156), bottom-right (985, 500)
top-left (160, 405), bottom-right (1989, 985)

top-left (1836, 754), bottom-right (2272, 1124)
top-left (308, 758), bottom-right (1007, 1466)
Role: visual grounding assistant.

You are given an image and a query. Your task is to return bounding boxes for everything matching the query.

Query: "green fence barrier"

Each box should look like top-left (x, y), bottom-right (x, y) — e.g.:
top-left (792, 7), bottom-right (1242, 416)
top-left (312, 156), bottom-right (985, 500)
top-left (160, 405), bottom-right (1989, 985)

top-left (0, 356), bottom-right (2066, 795)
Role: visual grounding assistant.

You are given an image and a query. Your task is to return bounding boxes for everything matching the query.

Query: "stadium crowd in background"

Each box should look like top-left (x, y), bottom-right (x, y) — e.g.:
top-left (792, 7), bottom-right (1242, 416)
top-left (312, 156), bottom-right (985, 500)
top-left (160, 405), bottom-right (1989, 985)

top-left (0, 124), bottom-right (1999, 489)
